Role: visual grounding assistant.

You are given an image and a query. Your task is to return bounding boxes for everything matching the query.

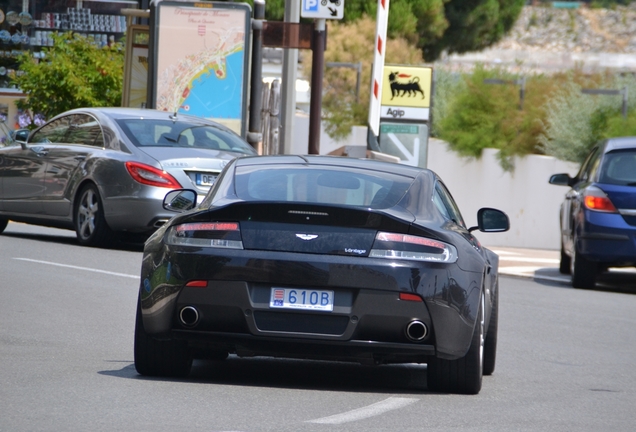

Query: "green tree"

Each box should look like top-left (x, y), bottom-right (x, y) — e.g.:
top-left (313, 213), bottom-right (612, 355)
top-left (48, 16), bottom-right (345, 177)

top-left (232, 0), bottom-right (523, 62)
top-left (14, 32), bottom-right (124, 122)
top-left (422, 0), bottom-right (525, 61)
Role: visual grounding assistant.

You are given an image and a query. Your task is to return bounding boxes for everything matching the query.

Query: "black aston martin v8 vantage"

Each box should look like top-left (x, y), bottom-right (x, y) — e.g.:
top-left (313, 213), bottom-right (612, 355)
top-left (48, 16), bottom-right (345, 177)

top-left (135, 155), bottom-right (509, 394)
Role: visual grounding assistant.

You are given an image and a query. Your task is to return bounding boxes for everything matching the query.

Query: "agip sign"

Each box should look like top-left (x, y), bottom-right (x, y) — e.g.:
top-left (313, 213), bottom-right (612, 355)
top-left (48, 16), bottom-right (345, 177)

top-left (380, 66), bottom-right (432, 121)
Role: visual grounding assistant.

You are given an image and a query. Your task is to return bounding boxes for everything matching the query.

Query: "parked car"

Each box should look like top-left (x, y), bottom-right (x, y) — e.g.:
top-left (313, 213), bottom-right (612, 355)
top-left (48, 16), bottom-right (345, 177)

top-left (550, 137), bottom-right (636, 289)
top-left (134, 155), bottom-right (510, 394)
top-left (0, 107), bottom-right (257, 246)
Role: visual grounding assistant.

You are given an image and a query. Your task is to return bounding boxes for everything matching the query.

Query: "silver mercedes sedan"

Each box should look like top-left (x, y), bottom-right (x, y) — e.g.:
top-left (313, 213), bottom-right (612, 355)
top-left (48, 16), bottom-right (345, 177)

top-left (0, 107), bottom-right (257, 247)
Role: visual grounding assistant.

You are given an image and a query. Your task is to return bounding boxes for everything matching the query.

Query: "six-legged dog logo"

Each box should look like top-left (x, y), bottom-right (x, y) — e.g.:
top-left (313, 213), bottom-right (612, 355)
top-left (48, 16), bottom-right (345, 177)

top-left (388, 71), bottom-right (425, 100)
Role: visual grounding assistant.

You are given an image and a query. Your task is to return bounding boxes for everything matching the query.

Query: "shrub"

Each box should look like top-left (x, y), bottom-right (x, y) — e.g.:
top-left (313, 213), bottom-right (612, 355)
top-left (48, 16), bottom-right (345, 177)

top-left (539, 71), bottom-right (636, 163)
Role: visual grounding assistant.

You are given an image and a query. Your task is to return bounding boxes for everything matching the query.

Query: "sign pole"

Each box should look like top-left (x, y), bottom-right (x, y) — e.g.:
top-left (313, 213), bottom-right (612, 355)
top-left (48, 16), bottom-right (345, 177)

top-left (301, 0), bottom-right (344, 155)
top-left (247, 0), bottom-right (265, 152)
top-left (308, 18), bottom-right (326, 155)
top-left (367, 0), bottom-right (389, 151)
top-left (280, 0), bottom-right (300, 154)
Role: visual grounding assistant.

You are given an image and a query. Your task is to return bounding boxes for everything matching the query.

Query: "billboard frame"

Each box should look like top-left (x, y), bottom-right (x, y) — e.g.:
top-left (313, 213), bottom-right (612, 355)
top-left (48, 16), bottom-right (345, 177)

top-left (147, 1), bottom-right (252, 137)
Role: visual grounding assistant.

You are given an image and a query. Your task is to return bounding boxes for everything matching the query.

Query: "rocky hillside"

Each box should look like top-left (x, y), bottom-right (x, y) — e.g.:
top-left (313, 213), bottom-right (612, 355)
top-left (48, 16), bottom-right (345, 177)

top-left (495, 4), bottom-right (636, 53)
top-left (443, 5), bottom-right (636, 72)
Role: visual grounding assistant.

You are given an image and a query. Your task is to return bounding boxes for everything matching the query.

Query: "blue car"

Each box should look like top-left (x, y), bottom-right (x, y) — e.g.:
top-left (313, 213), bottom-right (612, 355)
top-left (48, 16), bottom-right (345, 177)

top-left (550, 137), bottom-right (636, 288)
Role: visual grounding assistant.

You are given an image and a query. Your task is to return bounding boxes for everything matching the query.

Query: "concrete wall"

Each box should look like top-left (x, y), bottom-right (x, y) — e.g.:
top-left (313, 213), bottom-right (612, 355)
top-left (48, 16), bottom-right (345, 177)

top-left (426, 139), bottom-right (579, 250)
top-left (288, 114), bottom-right (579, 250)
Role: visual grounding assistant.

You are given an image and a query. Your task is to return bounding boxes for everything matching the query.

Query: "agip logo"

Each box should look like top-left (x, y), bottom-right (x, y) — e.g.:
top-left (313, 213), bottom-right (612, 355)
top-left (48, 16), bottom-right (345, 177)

top-left (381, 66), bottom-right (432, 109)
top-left (380, 66), bottom-right (432, 121)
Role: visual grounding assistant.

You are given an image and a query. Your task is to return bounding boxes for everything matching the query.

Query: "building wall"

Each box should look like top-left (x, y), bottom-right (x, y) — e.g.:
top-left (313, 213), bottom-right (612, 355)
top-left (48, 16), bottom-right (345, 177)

top-left (291, 114), bottom-right (579, 250)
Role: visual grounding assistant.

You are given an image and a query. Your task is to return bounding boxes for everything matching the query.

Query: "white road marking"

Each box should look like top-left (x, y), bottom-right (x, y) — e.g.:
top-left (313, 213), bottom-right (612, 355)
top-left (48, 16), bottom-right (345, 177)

top-left (490, 249), bottom-right (521, 256)
top-left (499, 266), bottom-right (542, 274)
top-left (306, 397), bottom-right (418, 425)
top-left (498, 256), bottom-right (560, 264)
top-left (13, 258), bottom-right (138, 279)
top-left (499, 266), bottom-right (571, 283)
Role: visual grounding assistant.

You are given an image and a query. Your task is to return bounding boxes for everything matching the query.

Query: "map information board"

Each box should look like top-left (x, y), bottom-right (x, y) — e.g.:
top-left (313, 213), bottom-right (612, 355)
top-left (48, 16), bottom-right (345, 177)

top-left (151, 2), bottom-right (251, 136)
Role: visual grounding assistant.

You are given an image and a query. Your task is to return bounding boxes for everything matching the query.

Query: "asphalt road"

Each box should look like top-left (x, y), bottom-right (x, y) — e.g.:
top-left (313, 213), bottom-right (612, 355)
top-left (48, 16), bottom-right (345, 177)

top-left (1, 222), bottom-right (636, 431)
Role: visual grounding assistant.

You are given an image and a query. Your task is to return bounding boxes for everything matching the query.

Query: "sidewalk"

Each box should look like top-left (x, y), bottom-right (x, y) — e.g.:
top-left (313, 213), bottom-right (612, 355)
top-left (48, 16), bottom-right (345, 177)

top-left (490, 246), bottom-right (636, 286)
top-left (489, 247), bottom-right (569, 284)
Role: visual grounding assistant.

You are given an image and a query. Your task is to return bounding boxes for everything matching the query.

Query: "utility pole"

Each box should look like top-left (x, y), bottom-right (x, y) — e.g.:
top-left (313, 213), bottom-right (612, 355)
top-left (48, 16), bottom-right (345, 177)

top-left (280, 0), bottom-right (300, 154)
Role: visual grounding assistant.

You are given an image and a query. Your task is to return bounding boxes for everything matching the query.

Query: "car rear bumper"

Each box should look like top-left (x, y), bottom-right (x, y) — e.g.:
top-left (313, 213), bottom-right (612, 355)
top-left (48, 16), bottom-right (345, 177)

top-left (580, 211), bottom-right (636, 264)
top-left (103, 194), bottom-right (178, 233)
top-left (145, 280), bottom-right (437, 363)
top-left (173, 329), bottom-right (436, 364)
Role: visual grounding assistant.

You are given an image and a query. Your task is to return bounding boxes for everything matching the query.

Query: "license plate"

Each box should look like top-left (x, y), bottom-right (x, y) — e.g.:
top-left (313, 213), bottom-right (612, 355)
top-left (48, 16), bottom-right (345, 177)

top-left (270, 288), bottom-right (334, 312)
top-left (196, 173), bottom-right (218, 186)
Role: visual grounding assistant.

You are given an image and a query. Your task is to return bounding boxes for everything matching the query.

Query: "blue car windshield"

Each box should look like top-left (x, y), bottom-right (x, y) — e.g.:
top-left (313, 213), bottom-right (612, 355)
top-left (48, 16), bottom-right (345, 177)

top-left (234, 165), bottom-right (413, 209)
top-left (599, 151), bottom-right (636, 186)
top-left (116, 119), bottom-right (256, 155)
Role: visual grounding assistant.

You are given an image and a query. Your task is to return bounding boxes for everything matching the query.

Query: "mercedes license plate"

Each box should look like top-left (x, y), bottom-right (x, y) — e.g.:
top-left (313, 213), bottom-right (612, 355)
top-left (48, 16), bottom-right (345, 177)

top-left (270, 288), bottom-right (334, 312)
top-left (196, 173), bottom-right (217, 186)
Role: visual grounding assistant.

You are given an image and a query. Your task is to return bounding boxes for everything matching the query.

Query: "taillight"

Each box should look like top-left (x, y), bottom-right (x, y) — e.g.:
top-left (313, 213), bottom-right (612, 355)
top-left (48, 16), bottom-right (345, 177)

top-left (369, 232), bottom-right (458, 263)
top-left (166, 222), bottom-right (243, 248)
top-left (399, 292), bottom-right (423, 302)
top-left (583, 186), bottom-right (617, 213)
top-left (125, 161), bottom-right (182, 188)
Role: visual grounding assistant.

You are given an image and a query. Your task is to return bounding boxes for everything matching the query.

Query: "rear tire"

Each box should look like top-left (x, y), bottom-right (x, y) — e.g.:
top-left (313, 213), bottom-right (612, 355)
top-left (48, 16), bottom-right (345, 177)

top-left (427, 293), bottom-right (484, 394)
top-left (74, 184), bottom-right (113, 247)
top-left (571, 241), bottom-right (597, 289)
top-left (483, 283), bottom-right (498, 376)
top-left (134, 299), bottom-right (192, 378)
top-left (0, 218), bottom-right (8, 234)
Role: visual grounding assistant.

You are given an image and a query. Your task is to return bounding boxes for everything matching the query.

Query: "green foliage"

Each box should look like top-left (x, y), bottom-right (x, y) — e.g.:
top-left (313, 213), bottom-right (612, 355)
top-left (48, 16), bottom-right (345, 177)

top-left (430, 68), bottom-right (466, 137)
top-left (436, 66), bottom-right (518, 169)
top-left (435, 65), bottom-right (551, 170)
top-left (538, 72), bottom-right (636, 163)
top-left (14, 32), bottom-right (124, 121)
top-left (605, 112), bottom-right (636, 136)
top-left (422, 0), bottom-right (525, 61)
top-left (589, 0), bottom-right (635, 8)
top-left (230, 0), bottom-right (523, 62)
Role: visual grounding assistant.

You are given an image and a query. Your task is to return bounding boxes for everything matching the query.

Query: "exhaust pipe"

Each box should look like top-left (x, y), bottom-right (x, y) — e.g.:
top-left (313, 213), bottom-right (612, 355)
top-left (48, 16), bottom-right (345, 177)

top-left (179, 306), bottom-right (200, 327)
top-left (405, 320), bottom-right (428, 341)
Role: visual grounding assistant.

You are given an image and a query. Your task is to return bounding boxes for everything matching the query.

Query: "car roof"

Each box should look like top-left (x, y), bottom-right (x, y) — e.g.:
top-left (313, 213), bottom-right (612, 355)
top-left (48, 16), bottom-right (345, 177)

top-left (56, 107), bottom-right (231, 128)
top-left (234, 154), bottom-right (429, 178)
top-left (604, 136), bottom-right (636, 153)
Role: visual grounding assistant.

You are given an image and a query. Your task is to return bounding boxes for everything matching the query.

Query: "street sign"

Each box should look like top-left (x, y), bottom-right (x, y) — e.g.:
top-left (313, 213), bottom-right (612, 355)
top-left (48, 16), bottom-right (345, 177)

top-left (301, 0), bottom-right (344, 20)
top-left (379, 122), bottom-right (429, 168)
top-left (380, 66), bottom-right (432, 121)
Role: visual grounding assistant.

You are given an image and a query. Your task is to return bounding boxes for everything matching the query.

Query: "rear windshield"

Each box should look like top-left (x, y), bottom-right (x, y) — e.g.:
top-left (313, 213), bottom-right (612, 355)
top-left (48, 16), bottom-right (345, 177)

top-left (235, 165), bottom-right (413, 209)
top-left (599, 151), bottom-right (636, 186)
top-left (116, 119), bottom-right (256, 155)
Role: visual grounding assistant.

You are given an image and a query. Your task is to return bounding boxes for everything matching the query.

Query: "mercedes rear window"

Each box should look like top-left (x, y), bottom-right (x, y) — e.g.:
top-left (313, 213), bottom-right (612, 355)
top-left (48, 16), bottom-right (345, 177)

top-left (116, 119), bottom-right (256, 155)
top-left (234, 165), bottom-right (413, 209)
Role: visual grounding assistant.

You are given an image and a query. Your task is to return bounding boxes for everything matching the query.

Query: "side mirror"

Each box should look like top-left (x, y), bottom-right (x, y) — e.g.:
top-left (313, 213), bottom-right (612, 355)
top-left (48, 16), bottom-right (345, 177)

top-left (549, 173), bottom-right (573, 187)
top-left (469, 208), bottom-right (510, 233)
top-left (12, 128), bottom-right (30, 143)
top-left (163, 189), bottom-right (197, 212)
